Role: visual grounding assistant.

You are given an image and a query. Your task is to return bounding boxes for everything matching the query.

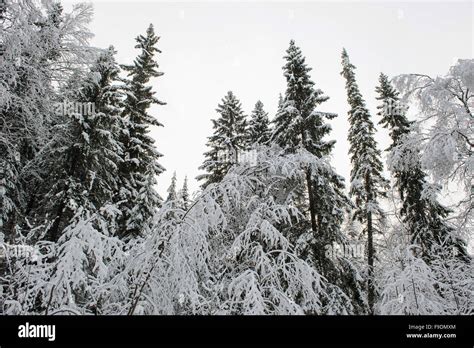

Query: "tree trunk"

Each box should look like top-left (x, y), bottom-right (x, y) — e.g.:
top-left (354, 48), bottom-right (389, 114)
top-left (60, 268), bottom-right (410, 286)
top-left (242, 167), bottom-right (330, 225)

top-left (306, 169), bottom-right (318, 235)
top-left (5, 210), bottom-right (17, 244)
top-left (367, 209), bottom-right (374, 314)
top-left (366, 173), bottom-right (375, 315)
top-left (49, 199), bottom-right (66, 242)
top-left (301, 128), bottom-right (318, 236)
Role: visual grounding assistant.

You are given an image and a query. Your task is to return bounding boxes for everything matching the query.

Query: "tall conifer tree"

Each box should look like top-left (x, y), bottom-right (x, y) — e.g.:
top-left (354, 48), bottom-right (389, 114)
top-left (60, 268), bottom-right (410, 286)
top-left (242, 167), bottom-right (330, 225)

top-left (247, 101), bottom-right (271, 146)
top-left (273, 41), bottom-right (331, 231)
top-left (272, 41), bottom-right (348, 239)
top-left (178, 176), bottom-right (190, 211)
top-left (341, 49), bottom-right (389, 314)
top-left (38, 47), bottom-right (124, 241)
top-left (118, 24), bottom-right (165, 238)
top-left (198, 91), bottom-right (247, 188)
top-left (270, 42), bottom-right (363, 311)
top-left (166, 171), bottom-right (178, 204)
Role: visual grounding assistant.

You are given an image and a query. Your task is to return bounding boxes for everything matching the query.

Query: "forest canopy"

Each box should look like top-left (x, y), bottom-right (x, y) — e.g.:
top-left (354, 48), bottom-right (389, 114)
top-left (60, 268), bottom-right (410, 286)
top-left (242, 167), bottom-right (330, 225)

top-left (0, 0), bottom-right (472, 315)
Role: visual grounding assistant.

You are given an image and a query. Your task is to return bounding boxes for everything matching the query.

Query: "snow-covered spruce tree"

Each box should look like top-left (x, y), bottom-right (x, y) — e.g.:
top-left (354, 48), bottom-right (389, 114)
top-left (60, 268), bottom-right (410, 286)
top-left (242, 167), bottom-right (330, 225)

top-left (32, 46), bottom-right (124, 242)
top-left (164, 171), bottom-right (179, 217)
top-left (341, 49), bottom-right (389, 314)
top-left (376, 73), bottom-right (468, 261)
top-left (247, 100), bottom-right (271, 146)
top-left (166, 171), bottom-right (178, 203)
top-left (74, 45), bottom-right (125, 205)
top-left (197, 91), bottom-right (247, 188)
top-left (269, 41), bottom-right (364, 311)
top-left (272, 40), bottom-right (345, 235)
top-left (2, 47), bottom-right (127, 314)
top-left (178, 175), bottom-right (190, 211)
top-left (117, 24), bottom-right (166, 238)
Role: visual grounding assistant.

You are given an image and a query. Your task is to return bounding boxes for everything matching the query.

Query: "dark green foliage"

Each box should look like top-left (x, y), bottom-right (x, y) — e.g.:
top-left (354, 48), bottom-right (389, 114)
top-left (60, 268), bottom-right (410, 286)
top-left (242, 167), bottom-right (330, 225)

top-left (198, 91), bottom-right (247, 188)
top-left (37, 47), bottom-right (124, 241)
top-left (166, 172), bottom-right (178, 203)
top-left (179, 176), bottom-right (190, 211)
top-left (341, 49), bottom-right (388, 314)
top-left (270, 41), bottom-right (362, 312)
top-left (117, 24), bottom-right (165, 238)
top-left (247, 100), bottom-right (271, 146)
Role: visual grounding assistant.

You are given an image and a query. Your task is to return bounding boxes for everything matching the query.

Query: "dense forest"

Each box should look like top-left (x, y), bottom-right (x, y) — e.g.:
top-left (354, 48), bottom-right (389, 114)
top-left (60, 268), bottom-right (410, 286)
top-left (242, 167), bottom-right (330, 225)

top-left (0, 0), bottom-right (472, 315)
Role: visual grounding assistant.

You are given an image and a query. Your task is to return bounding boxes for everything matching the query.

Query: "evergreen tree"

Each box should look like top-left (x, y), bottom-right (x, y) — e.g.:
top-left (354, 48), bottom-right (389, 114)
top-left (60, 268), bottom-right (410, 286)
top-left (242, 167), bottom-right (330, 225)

top-left (270, 41), bottom-right (361, 310)
top-left (166, 171), bottom-right (178, 203)
top-left (198, 91), bottom-right (247, 188)
top-left (341, 49), bottom-right (389, 314)
top-left (36, 46), bottom-right (124, 241)
top-left (247, 101), bottom-right (271, 146)
top-left (376, 73), bottom-right (411, 149)
top-left (77, 46), bottom-right (123, 199)
top-left (178, 176), bottom-right (190, 211)
top-left (271, 41), bottom-right (348, 239)
top-left (117, 24), bottom-right (165, 238)
top-left (272, 40), bottom-right (344, 233)
top-left (376, 73), bottom-right (468, 261)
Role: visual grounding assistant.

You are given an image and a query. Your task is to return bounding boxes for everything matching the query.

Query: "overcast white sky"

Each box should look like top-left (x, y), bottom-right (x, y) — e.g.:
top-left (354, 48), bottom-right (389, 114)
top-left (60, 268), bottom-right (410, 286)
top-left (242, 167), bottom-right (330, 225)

top-left (66, 0), bottom-right (473, 197)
